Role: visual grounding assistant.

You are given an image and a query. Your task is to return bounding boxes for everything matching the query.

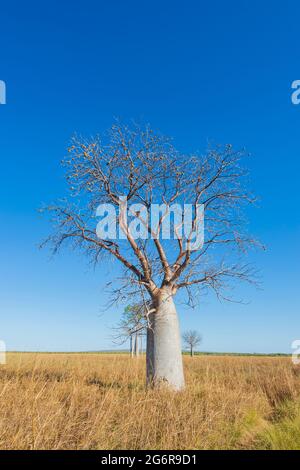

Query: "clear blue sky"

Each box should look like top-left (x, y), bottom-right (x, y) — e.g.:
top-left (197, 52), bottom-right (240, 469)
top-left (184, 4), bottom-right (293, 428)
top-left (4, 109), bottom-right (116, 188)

top-left (0, 0), bottom-right (299, 353)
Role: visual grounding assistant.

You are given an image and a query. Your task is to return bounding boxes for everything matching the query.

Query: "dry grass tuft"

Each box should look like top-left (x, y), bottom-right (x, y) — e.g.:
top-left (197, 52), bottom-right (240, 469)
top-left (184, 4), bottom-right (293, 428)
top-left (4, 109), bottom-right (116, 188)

top-left (0, 353), bottom-right (299, 449)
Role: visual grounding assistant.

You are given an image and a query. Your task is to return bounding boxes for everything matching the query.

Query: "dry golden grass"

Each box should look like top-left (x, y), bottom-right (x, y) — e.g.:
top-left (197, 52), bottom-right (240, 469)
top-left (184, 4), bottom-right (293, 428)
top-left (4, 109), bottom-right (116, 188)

top-left (0, 353), bottom-right (299, 450)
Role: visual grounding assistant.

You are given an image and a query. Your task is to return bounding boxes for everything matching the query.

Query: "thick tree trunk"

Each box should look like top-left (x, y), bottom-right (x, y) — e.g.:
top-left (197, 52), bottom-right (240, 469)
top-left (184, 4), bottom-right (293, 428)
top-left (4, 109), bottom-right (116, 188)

top-left (190, 346), bottom-right (193, 357)
top-left (146, 288), bottom-right (185, 390)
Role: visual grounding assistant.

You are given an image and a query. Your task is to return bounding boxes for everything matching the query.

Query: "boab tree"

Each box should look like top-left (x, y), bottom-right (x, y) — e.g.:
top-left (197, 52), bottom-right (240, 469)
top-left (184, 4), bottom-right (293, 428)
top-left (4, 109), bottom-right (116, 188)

top-left (42, 122), bottom-right (259, 390)
top-left (113, 304), bottom-right (147, 357)
top-left (183, 330), bottom-right (202, 357)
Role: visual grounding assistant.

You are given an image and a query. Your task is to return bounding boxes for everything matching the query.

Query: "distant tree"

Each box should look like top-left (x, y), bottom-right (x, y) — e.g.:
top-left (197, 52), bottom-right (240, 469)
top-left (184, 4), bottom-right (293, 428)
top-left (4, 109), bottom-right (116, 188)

top-left (183, 330), bottom-right (202, 357)
top-left (113, 304), bottom-right (147, 357)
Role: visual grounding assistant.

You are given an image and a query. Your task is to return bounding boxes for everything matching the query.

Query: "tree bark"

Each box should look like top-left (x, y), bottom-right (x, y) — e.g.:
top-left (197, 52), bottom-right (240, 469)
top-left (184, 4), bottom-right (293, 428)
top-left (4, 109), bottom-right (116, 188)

top-left (130, 335), bottom-right (133, 357)
top-left (146, 288), bottom-right (185, 390)
top-left (190, 346), bottom-right (193, 357)
top-left (134, 332), bottom-right (139, 357)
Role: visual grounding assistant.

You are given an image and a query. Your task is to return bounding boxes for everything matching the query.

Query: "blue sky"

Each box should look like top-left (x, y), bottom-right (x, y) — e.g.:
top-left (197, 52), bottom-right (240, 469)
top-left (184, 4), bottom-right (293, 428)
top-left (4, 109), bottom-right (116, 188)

top-left (0, 0), bottom-right (299, 353)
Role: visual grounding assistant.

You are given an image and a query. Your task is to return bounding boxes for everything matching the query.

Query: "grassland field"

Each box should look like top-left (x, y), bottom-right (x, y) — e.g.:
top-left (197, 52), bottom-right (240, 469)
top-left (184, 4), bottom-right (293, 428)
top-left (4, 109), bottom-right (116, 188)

top-left (0, 352), bottom-right (300, 450)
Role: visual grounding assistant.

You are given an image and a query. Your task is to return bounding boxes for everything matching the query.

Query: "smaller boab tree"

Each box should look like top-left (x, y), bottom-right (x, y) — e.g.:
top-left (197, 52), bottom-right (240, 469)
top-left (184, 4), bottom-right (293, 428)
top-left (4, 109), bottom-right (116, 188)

top-left (41, 122), bottom-right (260, 391)
top-left (183, 330), bottom-right (202, 357)
top-left (113, 304), bottom-right (147, 357)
